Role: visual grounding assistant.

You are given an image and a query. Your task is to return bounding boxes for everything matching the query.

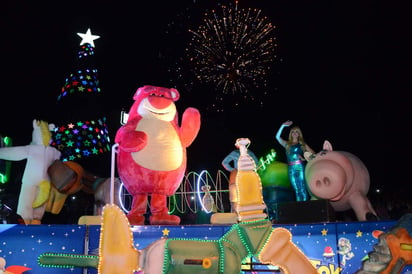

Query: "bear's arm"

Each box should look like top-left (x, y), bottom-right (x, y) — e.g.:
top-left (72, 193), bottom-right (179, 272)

top-left (115, 126), bottom-right (147, 152)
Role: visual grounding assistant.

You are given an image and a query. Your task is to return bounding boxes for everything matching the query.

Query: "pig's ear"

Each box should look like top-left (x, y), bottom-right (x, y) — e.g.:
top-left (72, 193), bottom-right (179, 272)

top-left (304, 151), bottom-right (313, 161)
top-left (323, 140), bottom-right (333, 151)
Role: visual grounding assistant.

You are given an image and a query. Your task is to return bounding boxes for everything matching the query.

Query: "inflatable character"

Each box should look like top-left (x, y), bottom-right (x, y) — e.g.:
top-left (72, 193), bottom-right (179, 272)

top-left (0, 119), bottom-right (61, 224)
top-left (232, 137), bottom-right (267, 221)
top-left (45, 160), bottom-right (84, 216)
top-left (47, 159), bottom-right (123, 224)
top-left (304, 140), bottom-right (377, 221)
top-left (221, 139), bottom-right (259, 212)
top-left (115, 85), bottom-right (201, 225)
top-left (39, 204), bottom-right (318, 274)
top-left (212, 138), bottom-right (266, 224)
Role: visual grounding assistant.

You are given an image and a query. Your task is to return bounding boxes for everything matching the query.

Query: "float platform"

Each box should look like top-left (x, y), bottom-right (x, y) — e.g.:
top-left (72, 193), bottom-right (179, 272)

top-left (1, 218), bottom-right (412, 274)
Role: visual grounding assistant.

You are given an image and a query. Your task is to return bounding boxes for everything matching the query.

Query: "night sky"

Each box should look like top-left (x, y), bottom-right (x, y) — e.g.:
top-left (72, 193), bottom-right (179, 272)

top-left (1, 0), bottom-right (410, 203)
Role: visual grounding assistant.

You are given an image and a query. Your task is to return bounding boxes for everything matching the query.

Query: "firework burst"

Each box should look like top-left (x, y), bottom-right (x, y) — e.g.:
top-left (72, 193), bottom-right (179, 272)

top-left (186, 1), bottom-right (277, 101)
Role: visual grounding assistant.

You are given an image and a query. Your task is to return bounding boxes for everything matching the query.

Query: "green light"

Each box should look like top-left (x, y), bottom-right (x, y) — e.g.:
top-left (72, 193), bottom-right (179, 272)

top-left (0, 173), bottom-right (8, 183)
top-left (257, 149), bottom-right (276, 172)
top-left (0, 136), bottom-right (12, 184)
top-left (3, 136), bottom-right (11, 146)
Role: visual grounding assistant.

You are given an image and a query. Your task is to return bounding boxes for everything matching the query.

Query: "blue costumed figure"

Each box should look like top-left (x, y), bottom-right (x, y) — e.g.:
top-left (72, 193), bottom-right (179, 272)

top-left (275, 120), bottom-right (314, 201)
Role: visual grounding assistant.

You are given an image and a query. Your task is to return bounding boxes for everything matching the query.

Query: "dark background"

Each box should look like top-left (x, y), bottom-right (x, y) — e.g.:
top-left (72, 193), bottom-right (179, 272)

top-left (1, 0), bottom-right (410, 220)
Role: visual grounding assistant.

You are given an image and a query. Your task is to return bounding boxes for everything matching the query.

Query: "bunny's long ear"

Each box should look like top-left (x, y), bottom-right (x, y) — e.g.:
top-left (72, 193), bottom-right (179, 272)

top-left (323, 140), bottom-right (333, 151)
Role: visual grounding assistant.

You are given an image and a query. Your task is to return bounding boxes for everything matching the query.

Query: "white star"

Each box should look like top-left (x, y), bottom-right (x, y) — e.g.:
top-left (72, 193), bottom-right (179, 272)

top-left (77, 28), bottom-right (100, 47)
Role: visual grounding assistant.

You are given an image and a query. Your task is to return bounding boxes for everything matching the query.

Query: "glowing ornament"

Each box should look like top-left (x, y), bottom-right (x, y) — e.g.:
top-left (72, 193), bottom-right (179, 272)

top-left (77, 28), bottom-right (100, 47)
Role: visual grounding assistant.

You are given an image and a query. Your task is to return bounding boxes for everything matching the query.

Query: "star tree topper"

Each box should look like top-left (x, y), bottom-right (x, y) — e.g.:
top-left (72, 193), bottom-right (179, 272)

top-left (77, 28), bottom-right (100, 47)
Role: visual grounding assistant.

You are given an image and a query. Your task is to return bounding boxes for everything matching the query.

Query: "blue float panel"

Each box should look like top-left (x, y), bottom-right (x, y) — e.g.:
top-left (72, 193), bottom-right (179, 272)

top-left (1, 220), bottom-right (412, 274)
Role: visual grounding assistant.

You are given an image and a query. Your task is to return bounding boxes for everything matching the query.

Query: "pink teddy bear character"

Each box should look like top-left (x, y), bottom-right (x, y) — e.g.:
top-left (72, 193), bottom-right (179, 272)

top-left (115, 85), bottom-right (201, 225)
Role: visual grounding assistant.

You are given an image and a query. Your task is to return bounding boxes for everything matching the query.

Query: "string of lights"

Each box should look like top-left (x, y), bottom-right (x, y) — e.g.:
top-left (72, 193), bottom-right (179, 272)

top-left (118, 170), bottom-right (230, 215)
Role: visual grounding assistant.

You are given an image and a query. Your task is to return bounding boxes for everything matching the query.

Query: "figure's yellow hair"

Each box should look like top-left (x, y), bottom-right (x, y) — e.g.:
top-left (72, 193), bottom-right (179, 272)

top-left (38, 120), bottom-right (52, 146)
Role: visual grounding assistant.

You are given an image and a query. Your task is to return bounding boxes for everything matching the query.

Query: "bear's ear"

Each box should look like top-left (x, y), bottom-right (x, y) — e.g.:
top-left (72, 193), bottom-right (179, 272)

top-left (133, 86), bottom-right (145, 100)
top-left (169, 88), bottom-right (180, 101)
top-left (323, 140), bottom-right (333, 151)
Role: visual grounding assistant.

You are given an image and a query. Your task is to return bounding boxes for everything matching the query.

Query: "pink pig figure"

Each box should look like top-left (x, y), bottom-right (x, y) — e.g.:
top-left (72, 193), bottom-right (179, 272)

top-left (304, 140), bottom-right (378, 221)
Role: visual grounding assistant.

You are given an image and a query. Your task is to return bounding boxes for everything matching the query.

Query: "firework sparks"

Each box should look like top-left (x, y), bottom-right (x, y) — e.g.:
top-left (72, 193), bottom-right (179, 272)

top-left (187, 1), bottom-right (277, 99)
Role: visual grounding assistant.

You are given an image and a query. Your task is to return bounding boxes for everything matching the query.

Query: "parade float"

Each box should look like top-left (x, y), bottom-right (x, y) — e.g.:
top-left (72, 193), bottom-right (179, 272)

top-left (0, 13), bottom-right (410, 273)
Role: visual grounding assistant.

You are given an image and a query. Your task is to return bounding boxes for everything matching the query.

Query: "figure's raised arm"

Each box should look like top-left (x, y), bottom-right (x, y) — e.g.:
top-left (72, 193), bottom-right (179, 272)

top-left (275, 120), bottom-right (292, 148)
top-left (179, 107), bottom-right (201, 148)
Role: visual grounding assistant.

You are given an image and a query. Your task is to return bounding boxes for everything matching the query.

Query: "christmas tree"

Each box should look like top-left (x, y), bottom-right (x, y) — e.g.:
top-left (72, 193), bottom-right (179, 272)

top-left (50, 28), bottom-right (111, 177)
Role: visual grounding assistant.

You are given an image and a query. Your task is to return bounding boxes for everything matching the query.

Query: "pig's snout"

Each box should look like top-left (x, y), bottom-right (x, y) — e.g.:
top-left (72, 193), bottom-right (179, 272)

top-left (306, 160), bottom-right (347, 201)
